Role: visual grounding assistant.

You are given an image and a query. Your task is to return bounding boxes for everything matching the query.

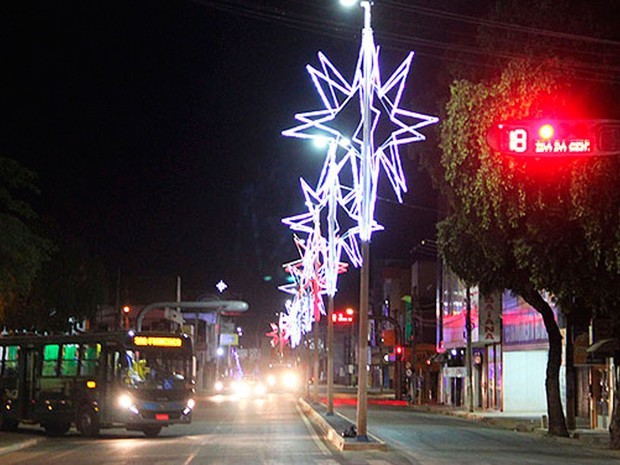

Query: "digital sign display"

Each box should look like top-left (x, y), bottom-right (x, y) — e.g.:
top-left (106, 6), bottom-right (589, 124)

top-left (487, 119), bottom-right (619, 157)
top-left (133, 336), bottom-right (183, 348)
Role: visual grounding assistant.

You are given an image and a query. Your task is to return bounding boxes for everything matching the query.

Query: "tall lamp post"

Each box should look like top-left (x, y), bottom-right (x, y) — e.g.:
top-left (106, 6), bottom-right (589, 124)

top-left (283, 0), bottom-right (438, 440)
top-left (344, 0), bottom-right (374, 441)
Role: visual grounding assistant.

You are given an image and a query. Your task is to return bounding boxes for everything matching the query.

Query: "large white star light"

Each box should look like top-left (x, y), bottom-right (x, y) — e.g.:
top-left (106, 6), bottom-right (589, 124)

top-left (283, 41), bottom-right (438, 242)
top-left (282, 145), bottom-right (354, 295)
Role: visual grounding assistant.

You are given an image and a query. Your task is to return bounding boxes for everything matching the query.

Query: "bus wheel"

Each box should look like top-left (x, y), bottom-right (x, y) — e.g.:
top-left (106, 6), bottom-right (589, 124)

top-left (45, 422), bottom-right (71, 436)
top-left (142, 426), bottom-right (162, 437)
top-left (77, 406), bottom-right (100, 437)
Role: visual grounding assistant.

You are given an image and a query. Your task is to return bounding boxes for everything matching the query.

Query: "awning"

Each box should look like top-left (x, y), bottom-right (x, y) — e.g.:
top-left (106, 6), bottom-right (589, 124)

top-left (586, 338), bottom-right (619, 355)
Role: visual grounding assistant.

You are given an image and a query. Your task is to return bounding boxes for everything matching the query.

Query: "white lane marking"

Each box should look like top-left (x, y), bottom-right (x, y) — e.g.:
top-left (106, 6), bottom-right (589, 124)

top-left (182, 450), bottom-right (198, 465)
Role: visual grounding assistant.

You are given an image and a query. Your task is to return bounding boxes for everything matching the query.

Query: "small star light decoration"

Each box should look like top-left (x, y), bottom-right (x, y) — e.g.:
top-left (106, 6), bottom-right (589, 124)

top-left (277, 233), bottom-right (341, 348)
top-left (265, 322), bottom-right (287, 351)
top-left (215, 280), bottom-right (228, 293)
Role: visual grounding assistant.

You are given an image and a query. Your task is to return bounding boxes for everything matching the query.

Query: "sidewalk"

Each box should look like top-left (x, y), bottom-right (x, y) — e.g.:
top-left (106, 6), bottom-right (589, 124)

top-left (303, 385), bottom-right (613, 451)
top-left (416, 404), bottom-right (611, 448)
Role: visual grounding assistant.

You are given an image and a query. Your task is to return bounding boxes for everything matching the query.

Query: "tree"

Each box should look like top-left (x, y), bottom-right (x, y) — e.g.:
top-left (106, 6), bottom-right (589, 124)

top-left (19, 234), bottom-right (110, 332)
top-left (436, 57), bottom-right (620, 438)
top-left (0, 157), bottom-right (53, 324)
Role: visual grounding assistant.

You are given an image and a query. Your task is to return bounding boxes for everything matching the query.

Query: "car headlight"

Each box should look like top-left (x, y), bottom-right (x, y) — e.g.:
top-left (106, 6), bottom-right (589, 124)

top-left (214, 381), bottom-right (224, 392)
top-left (283, 373), bottom-right (298, 388)
top-left (187, 398), bottom-right (196, 409)
top-left (266, 375), bottom-right (276, 387)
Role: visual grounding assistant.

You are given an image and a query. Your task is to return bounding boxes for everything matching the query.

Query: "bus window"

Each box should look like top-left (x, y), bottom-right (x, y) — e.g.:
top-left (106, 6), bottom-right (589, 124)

top-left (1, 346), bottom-right (19, 386)
top-left (80, 344), bottom-right (100, 377)
top-left (60, 344), bottom-right (79, 377)
top-left (42, 344), bottom-right (60, 377)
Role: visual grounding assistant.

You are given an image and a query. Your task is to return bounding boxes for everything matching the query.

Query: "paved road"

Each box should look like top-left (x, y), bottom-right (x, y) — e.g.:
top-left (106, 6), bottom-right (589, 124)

top-left (1, 392), bottom-right (619, 464)
top-left (0, 393), bottom-right (411, 465)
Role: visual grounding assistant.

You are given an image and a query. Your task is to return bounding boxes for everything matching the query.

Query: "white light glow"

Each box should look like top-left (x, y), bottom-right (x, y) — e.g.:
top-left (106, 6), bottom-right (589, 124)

top-left (279, 1), bottom-right (438, 348)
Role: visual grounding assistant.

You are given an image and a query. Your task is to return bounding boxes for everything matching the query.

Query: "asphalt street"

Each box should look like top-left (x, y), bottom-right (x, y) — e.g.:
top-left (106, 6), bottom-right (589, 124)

top-left (0, 391), bottom-right (618, 465)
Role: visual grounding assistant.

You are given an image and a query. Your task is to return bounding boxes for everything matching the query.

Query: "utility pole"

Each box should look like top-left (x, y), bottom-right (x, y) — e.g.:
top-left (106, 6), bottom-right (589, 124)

top-left (466, 286), bottom-right (474, 413)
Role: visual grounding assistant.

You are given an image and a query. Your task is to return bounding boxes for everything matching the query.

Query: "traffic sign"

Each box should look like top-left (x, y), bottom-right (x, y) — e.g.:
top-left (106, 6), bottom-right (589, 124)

top-left (487, 119), bottom-right (620, 157)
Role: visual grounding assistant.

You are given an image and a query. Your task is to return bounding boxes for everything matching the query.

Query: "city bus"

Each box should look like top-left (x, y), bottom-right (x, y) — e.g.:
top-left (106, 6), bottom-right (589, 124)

top-left (0, 331), bottom-right (195, 437)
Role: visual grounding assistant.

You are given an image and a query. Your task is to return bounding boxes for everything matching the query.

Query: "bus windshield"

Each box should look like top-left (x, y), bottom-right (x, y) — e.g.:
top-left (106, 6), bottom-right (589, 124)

top-left (122, 349), bottom-right (191, 389)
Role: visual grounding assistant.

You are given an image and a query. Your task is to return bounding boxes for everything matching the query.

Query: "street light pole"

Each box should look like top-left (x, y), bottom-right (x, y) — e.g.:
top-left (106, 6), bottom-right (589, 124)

top-left (355, 0), bottom-right (373, 442)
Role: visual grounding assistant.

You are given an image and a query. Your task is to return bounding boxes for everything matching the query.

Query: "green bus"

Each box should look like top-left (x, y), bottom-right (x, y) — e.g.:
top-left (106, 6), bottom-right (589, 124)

top-left (0, 331), bottom-right (195, 437)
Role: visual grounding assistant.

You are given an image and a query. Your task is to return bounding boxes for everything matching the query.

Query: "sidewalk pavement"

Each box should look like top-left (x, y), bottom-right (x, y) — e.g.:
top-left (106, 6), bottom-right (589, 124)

top-left (302, 385), bottom-right (613, 451)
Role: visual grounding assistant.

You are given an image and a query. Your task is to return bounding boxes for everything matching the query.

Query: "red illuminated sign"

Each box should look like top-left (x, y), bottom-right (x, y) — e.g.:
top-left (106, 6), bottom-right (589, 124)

top-left (487, 119), bottom-right (620, 157)
top-left (332, 308), bottom-right (354, 324)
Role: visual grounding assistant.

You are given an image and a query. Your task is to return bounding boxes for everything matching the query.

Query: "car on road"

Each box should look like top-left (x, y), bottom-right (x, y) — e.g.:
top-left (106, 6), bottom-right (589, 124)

top-left (233, 375), bottom-right (267, 398)
top-left (264, 363), bottom-right (301, 393)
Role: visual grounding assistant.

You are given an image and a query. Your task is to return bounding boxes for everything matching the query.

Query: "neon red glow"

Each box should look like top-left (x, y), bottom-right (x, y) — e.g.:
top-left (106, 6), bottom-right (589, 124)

top-left (486, 119), bottom-right (620, 157)
top-left (332, 311), bottom-right (354, 324)
top-left (538, 123), bottom-right (554, 140)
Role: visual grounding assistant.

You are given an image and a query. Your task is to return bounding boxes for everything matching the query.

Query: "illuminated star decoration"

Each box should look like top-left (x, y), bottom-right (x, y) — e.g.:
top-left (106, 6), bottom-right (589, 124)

top-left (282, 40), bottom-right (439, 242)
top-left (265, 322), bottom-right (287, 351)
top-left (278, 14), bottom-right (437, 349)
top-left (277, 233), bottom-right (330, 348)
top-left (282, 144), bottom-right (354, 296)
top-left (215, 280), bottom-right (228, 293)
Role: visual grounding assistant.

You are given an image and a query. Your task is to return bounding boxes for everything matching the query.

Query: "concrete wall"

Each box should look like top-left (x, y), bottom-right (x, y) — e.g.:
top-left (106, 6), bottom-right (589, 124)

top-left (503, 349), bottom-right (547, 413)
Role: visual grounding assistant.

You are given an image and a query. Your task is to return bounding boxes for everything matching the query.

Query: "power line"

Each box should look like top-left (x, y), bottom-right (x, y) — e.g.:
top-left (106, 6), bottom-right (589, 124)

top-left (383, 0), bottom-right (620, 47)
top-left (190, 0), bottom-right (619, 84)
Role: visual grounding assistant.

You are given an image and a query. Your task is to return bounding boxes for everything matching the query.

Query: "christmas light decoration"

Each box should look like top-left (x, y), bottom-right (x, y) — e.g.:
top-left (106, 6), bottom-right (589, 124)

top-left (282, 43), bottom-right (439, 241)
top-left (278, 0), bottom-right (438, 354)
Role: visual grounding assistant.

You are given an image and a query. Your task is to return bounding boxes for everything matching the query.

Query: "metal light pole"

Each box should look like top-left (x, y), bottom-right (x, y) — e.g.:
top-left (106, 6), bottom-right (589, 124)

top-left (326, 295), bottom-right (335, 415)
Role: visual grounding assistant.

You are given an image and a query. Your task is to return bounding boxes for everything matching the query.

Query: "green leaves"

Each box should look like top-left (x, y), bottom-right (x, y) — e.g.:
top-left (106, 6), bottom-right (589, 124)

top-left (438, 56), bottom-right (620, 321)
top-left (0, 157), bottom-right (53, 322)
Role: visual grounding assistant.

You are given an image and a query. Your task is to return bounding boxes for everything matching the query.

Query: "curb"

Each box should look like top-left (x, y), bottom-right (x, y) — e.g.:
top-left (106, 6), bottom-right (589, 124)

top-left (298, 398), bottom-right (387, 451)
top-left (0, 438), bottom-right (42, 456)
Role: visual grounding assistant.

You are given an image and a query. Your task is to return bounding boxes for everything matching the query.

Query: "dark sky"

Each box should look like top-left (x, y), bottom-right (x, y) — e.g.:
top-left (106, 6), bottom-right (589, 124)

top-left (0, 1), bottom-right (478, 327)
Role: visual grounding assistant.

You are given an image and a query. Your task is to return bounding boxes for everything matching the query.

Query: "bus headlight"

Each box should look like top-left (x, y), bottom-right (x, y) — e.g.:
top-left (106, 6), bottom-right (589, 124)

top-left (118, 393), bottom-right (139, 414)
top-left (118, 393), bottom-right (134, 409)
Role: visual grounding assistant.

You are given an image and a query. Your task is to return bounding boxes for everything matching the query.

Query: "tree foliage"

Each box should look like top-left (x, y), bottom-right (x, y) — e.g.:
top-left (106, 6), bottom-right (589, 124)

top-left (13, 233), bottom-right (111, 332)
top-left (437, 56), bottom-right (620, 438)
top-left (0, 157), bottom-right (53, 322)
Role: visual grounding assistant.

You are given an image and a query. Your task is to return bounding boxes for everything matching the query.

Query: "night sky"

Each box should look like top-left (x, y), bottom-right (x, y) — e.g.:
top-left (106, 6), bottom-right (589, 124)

top-left (1, 1), bottom-right (467, 328)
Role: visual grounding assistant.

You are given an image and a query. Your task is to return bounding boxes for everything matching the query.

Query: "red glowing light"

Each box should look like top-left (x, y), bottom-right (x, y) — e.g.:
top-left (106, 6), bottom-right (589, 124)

top-left (332, 311), bottom-right (354, 324)
top-left (538, 124), bottom-right (554, 140)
